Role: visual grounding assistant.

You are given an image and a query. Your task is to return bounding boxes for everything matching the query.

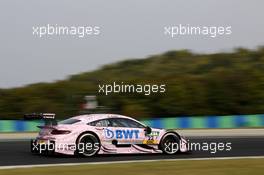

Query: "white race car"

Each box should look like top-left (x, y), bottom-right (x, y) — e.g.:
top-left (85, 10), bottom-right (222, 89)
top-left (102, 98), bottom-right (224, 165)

top-left (30, 113), bottom-right (188, 156)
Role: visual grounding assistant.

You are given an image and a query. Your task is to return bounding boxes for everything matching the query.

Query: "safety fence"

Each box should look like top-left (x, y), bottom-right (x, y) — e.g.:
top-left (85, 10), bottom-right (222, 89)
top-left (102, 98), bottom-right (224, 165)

top-left (0, 114), bottom-right (264, 132)
top-left (142, 114), bottom-right (264, 129)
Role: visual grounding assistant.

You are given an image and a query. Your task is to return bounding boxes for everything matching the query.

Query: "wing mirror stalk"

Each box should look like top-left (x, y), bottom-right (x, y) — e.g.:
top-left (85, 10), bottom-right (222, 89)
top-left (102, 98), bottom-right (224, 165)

top-left (145, 126), bottom-right (152, 135)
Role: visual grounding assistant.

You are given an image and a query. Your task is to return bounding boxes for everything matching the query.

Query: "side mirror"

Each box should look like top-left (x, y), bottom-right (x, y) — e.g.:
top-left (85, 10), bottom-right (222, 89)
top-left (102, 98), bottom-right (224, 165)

top-left (145, 126), bottom-right (152, 135)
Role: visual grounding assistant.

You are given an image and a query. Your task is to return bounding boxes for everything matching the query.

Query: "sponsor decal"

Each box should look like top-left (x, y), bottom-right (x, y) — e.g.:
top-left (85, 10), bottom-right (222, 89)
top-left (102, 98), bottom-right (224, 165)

top-left (104, 128), bottom-right (114, 139)
top-left (143, 131), bottom-right (159, 144)
top-left (104, 129), bottom-right (140, 139)
top-left (143, 139), bottom-right (158, 144)
top-left (147, 131), bottom-right (160, 136)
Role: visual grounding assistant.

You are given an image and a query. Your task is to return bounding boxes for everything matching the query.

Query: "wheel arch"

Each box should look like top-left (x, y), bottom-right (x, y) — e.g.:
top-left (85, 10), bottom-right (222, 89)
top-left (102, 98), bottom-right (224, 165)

top-left (75, 131), bottom-right (101, 145)
top-left (158, 130), bottom-right (181, 145)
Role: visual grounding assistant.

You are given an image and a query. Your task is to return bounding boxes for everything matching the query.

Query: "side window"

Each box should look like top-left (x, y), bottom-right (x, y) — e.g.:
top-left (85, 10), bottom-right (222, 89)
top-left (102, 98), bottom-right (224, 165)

top-left (88, 119), bottom-right (110, 127)
top-left (109, 118), bottom-right (126, 127)
top-left (109, 118), bottom-right (145, 128)
top-left (122, 118), bottom-right (145, 128)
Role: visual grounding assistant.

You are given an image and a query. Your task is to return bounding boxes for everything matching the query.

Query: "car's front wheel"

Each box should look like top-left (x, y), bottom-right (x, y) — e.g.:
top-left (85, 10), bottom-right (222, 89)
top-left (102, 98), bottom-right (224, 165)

top-left (76, 133), bottom-right (100, 157)
top-left (159, 133), bottom-right (180, 154)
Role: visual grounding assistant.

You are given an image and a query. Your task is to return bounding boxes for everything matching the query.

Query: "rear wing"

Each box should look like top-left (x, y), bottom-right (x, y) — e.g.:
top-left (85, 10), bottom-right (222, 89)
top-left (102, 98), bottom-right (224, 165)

top-left (24, 113), bottom-right (57, 126)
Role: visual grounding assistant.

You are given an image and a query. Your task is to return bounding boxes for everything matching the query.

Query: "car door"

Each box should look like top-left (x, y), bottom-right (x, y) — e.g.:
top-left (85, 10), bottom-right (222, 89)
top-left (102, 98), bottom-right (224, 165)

top-left (88, 119), bottom-right (112, 144)
top-left (108, 118), bottom-right (146, 145)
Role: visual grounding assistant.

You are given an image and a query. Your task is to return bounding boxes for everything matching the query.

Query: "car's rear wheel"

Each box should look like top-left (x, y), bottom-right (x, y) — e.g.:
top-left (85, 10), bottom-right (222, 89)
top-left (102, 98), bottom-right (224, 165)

top-left (159, 133), bottom-right (180, 154)
top-left (76, 133), bottom-right (100, 157)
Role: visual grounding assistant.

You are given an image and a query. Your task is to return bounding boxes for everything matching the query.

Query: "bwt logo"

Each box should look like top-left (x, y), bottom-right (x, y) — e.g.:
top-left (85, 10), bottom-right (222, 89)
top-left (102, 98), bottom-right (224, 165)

top-left (105, 129), bottom-right (114, 139)
top-left (104, 129), bottom-right (139, 139)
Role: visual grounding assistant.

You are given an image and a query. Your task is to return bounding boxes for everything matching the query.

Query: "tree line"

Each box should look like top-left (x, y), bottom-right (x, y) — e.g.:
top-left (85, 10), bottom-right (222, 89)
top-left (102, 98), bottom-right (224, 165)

top-left (1, 47), bottom-right (264, 119)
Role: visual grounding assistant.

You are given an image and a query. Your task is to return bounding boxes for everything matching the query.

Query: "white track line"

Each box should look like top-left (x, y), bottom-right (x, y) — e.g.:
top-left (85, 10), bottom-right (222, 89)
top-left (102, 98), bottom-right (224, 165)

top-left (0, 156), bottom-right (264, 170)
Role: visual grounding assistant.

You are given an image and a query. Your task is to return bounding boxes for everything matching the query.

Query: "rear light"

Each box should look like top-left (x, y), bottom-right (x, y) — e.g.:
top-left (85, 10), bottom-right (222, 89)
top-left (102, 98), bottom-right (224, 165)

top-left (51, 129), bottom-right (71, 135)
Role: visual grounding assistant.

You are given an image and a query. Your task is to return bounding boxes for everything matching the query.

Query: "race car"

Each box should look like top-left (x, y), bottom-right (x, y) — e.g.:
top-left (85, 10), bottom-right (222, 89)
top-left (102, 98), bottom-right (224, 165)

top-left (30, 113), bottom-right (188, 156)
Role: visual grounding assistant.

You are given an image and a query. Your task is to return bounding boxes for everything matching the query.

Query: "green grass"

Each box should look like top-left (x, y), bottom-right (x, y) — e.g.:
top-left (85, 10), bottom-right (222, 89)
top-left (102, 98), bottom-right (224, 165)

top-left (0, 158), bottom-right (264, 175)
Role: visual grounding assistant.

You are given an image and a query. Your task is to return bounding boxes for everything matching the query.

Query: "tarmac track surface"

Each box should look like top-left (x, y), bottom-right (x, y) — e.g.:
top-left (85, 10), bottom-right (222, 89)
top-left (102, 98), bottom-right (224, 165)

top-left (0, 136), bottom-right (263, 166)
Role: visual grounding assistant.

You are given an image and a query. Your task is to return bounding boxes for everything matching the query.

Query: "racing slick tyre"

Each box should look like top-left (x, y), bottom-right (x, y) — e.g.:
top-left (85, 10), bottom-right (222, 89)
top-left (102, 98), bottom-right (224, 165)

top-left (76, 133), bottom-right (100, 157)
top-left (159, 133), bottom-right (180, 155)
